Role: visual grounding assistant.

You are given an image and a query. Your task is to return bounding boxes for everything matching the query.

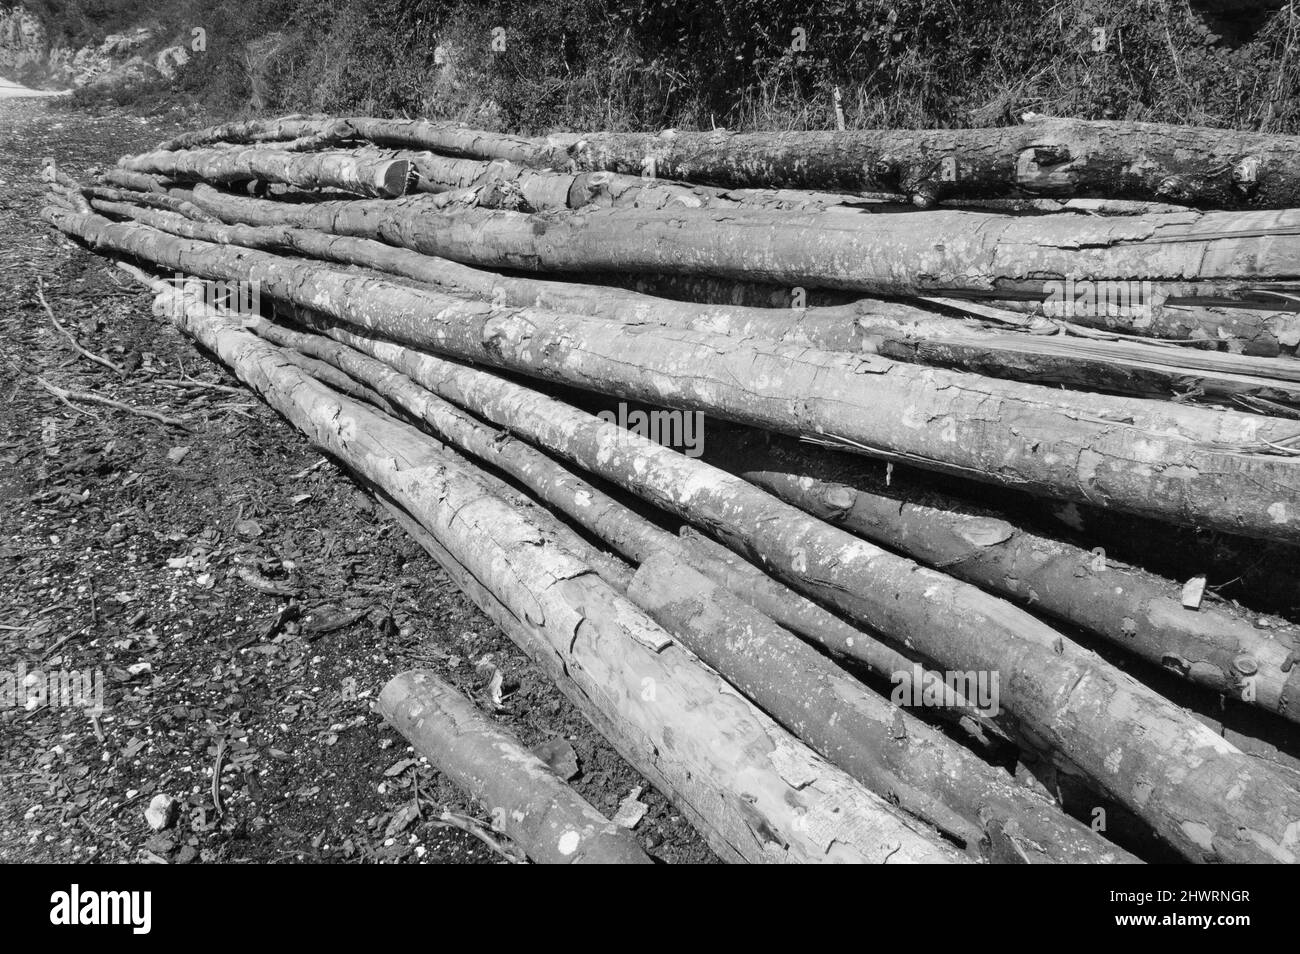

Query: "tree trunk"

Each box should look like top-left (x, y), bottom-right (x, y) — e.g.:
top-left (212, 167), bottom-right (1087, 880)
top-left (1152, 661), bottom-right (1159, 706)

top-left (628, 551), bottom-right (1136, 863)
top-left (43, 208), bottom-right (1300, 544)
top-left (152, 115), bottom-right (1300, 209)
top-left (558, 120), bottom-right (1300, 210)
top-left (148, 283), bottom-right (961, 865)
top-left (173, 185), bottom-right (1300, 353)
top-left (377, 669), bottom-right (651, 864)
top-left (701, 427), bottom-right (1300, 725)
top-left (120, 148), bottom-right (413, 199)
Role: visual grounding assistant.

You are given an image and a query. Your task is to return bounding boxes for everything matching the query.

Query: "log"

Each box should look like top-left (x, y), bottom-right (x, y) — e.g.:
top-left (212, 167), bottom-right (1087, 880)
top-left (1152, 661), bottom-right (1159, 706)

top-left (97, 195), bottom-right (1300, 409)
top-left (627, 551), bottom-right (1135, 862)
top-left (99, 168), bottom-right (171, 193)
top-left (152, 115), bottom-right (1300, 210)
top-left (42, 208), bottom-right (1300, 544)
top-left (262, 313), bottom-right (1300, 864)
top-left (557, 120), bottom-right (1300, 210)
top-left (169, 185), bottom-right (1300, 353)
top-left (144, 279), bottom-right (962, 865)
top-left (701, 427), bottom-right (1300, 725)
top-left (119, 148), bottom-right (413, 199)
top-left (87, 185), bottom-right (222, 223)
top-left (377, 669), bottom-right (651, 864)
top-left (246, 313), bottom-right (1126, 862)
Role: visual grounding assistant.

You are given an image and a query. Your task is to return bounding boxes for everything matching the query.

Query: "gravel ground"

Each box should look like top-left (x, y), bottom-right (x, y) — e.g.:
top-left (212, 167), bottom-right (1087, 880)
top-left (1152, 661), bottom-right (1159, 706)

top-left (0, 96), bottom-right (714, 865)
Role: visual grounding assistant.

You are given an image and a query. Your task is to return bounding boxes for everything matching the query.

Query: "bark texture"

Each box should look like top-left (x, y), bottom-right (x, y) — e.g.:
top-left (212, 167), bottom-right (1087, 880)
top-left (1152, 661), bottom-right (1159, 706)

top-left (285, 318), bottom-right (1300, 865)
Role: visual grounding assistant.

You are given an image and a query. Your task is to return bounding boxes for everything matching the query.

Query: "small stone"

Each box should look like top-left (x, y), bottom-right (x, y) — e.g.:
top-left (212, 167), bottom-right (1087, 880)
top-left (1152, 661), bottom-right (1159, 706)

top-left (144, 794), bottom-right (177, 831)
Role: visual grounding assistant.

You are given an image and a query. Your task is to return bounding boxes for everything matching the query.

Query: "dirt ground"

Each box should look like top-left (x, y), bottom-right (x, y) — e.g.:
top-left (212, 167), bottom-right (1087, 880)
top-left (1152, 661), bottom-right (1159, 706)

top-left (0, 97), bottom-right (715, 864)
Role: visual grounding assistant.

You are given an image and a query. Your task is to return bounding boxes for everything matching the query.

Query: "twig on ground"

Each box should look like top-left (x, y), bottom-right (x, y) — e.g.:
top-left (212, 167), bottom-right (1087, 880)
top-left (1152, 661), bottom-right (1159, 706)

top-left (35, 375), bottom-right (192, 430)
top-left (212, 736), bottom-right (227, 818)
top-left (36, 279), bottom-right (123, 374)
top-left (420, 801), bottom-right (527, 864)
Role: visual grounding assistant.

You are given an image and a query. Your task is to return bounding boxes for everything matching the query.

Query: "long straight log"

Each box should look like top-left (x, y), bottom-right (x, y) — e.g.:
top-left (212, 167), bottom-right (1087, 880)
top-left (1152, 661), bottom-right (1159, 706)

top-left (96, 194), bottom-right (1300, 409)
top-left (150, 285), bottom-right (959, 865)
top-left (120, 148), bottom-right (413, 199)
top-left (43, 207), bottom-right (1300, 544)
top-left (378, 669), bottom-right (651, 864)
top-left (702, 427), bottom-right (1300, 725)
top-left (169, 185), bottom-right (1300, 353)
top-left (153, 115), bottom-right (1300, 209)
top-left (245, 313), bottom-right (1127, 862)
top-left (256, 309), bottom-right (1300, 864)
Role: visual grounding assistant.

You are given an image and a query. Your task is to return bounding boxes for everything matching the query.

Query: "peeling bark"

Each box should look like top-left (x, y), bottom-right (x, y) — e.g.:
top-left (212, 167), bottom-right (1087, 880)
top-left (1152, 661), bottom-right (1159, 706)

top-left (97, 195), bottom-right (1300, 409)
top-left (628, 552), bottom-right (1135, 863)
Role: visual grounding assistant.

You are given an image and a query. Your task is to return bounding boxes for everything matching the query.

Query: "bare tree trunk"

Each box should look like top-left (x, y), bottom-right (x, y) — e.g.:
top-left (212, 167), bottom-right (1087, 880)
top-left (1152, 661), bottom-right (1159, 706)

top-left (152, 115), bottom-right (1300, 209)
top-left (120, 148), bottom-right (413, 199)
top-left (702, 427), bottom-right (1300, 725)
top-left (378, 669), bottom-right (651, 864)
top-left (43, 208), bottom-right (1300, 544)
top-left (627, 551), bottom-right (1136, 862)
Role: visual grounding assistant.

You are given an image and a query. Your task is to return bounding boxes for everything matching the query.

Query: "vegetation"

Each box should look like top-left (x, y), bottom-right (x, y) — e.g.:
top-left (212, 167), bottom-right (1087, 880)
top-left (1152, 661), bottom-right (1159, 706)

top-left (26, 0), bottom-right (1300, 133)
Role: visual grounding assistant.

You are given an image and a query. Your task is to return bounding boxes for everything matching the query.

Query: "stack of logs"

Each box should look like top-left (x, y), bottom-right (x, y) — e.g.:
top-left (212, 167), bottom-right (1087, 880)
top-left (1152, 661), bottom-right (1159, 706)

top-left (43, 114), bottom-right (1300, 864)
